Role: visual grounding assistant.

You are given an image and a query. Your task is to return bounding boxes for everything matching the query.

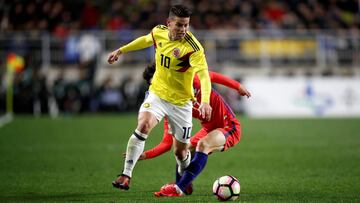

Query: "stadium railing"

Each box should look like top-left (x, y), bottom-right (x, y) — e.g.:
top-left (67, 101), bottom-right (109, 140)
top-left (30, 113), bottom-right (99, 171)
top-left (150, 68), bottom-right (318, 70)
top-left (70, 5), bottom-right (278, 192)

top-left (0, 29), bottom-right (359, 116)
top-left (1, 29), bottom-right (359, 73)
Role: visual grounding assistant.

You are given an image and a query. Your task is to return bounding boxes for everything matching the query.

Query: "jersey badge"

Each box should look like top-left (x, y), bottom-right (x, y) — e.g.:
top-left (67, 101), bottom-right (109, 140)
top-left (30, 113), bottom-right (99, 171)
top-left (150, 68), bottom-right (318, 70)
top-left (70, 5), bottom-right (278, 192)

top-left (159, 42), bottom-right (162, 47)
top-left (143, 103), bottom-right (151, 108)
top-left (173, 48), bottom-right (181, 58)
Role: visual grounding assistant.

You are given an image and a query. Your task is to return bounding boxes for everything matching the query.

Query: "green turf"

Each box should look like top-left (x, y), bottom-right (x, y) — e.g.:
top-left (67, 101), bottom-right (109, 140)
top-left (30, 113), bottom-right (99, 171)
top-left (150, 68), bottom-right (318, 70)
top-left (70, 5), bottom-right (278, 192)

top-left (0, 114), bottom-right (360, 202)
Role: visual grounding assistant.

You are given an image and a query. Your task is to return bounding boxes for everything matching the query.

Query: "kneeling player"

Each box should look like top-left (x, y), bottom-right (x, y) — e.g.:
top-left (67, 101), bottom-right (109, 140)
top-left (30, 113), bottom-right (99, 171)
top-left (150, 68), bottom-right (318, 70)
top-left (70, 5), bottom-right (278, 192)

top-left (139, 64), bottom-right (251, 197)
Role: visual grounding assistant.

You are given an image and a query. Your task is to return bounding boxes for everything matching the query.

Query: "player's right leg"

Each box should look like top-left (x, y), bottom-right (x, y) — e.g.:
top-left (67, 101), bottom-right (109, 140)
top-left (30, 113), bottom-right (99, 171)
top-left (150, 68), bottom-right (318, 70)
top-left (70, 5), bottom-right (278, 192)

top-left (113, 92), bottom-right (165, 190)
top-left (113, 112), bottom-right (157, 190)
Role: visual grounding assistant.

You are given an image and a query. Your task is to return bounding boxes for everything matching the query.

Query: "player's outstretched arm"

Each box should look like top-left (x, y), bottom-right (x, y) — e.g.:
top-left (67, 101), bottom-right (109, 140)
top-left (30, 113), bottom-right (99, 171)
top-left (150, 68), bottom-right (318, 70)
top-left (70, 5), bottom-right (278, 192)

top-left (209, 71), bottom-right (251, 98)
top-left (142, 133), bottom-right (173, 160)
top-left (107, 33), bottom-right (154, 64)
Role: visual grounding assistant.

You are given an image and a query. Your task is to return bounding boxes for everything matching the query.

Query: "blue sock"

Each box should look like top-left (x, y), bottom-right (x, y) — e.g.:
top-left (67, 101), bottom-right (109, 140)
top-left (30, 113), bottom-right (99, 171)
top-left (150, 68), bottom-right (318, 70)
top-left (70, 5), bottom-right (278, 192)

top-left (176, 152), bottom-right (208, 192)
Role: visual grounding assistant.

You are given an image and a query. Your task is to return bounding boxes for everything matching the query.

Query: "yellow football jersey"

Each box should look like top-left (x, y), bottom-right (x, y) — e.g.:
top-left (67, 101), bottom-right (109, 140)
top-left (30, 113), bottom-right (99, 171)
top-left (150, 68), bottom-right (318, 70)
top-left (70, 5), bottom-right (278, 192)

top-left (120, 25), bottom-right (211, 106)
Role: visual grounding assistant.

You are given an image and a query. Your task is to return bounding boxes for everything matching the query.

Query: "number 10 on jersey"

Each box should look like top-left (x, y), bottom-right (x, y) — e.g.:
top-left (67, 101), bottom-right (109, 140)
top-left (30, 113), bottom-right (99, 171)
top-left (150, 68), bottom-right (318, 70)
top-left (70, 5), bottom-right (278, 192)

top-left (182, 127), bottom-right (191, 139)
top-left (160, 54), bottom-right (170, 69)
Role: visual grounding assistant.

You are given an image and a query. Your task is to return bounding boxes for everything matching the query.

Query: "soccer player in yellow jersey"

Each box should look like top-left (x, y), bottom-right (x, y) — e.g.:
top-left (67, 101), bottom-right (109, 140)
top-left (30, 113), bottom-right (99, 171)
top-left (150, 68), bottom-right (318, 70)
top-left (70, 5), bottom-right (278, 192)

top-left (107, 5), bottom-right (212, 190)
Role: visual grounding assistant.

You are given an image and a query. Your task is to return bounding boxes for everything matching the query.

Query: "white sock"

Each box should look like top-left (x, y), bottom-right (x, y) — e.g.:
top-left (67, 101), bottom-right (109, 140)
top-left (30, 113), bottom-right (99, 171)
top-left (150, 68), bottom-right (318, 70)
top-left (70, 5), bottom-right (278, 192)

top-left (122, 129), bottom-right (148, 177)
top-left (175, 184), bottom-right (184, 194)
top-left (176, 149), bottom-right (191, 176)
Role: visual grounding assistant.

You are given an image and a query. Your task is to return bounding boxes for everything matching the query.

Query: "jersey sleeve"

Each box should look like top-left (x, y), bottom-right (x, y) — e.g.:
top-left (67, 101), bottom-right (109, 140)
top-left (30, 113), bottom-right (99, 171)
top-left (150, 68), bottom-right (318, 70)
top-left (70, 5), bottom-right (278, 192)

top-left (196, 68), bottom-right (211, 104)
top-left (187, 33), bottom-right (211, 103)
top-left (209, 71), bottom-right (241, 90)
top-left (119, 30), bottom-right (154, 53)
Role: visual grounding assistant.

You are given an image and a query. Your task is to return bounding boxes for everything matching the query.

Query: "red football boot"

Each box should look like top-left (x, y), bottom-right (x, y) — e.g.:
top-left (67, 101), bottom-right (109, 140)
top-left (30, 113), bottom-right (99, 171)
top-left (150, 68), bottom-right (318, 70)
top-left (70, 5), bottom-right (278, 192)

top-left (158, 183), bottom-right (183, 197)
top-left (154, 183), bottom-right (170, 197)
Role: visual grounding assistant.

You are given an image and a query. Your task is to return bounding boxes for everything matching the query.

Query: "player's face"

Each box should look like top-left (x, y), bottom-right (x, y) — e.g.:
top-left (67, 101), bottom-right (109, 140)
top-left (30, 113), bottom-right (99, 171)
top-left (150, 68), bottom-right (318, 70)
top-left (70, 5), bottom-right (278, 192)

top-left (167, 16), bottom-right (190, 41)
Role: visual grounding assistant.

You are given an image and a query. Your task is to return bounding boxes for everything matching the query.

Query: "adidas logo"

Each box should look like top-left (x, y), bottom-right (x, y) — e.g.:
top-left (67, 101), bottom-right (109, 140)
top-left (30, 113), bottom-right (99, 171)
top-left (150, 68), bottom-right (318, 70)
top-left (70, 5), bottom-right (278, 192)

top-left (126, 160), bottom-right (134, 164)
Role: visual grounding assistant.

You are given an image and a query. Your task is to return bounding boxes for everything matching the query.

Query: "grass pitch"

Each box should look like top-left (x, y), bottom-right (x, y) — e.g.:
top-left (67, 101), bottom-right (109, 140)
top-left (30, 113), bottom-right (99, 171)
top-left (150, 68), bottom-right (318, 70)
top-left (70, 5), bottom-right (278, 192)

top-left (0, 114), bottom-right (359, 202)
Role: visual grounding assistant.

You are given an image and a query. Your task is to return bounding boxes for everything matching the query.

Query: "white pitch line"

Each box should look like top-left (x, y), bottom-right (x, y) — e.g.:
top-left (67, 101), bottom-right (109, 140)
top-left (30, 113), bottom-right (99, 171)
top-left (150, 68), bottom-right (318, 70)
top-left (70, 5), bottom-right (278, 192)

top-left (0, 113), bottom-right (13, 128)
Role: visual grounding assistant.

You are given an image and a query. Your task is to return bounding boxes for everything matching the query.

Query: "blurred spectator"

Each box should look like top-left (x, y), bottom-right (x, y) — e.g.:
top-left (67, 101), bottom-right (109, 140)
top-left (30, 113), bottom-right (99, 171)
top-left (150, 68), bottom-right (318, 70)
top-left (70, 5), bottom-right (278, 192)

top-left (120, 76), bottom-right (141, 111)
top-left (52, 69), bottom-right (89, 114)
top-left (94, 76), bottom-right (125, 112)
top-left (264, 1), bottom-right (286, 23)
top-left (52, 70), bottom-right (67, 113)
top-left (77, 33), bottom-right (101, 87)
top-left (64, 33), bottom-right (80, 64)
top-left (106, 14), bottom-right (125, 31)
top-left (13, 71), bottom-right (33, 113)
top-left (81, 0), bottom-right (100, 29)
top-left (32, 68), bottom-right (49, 116)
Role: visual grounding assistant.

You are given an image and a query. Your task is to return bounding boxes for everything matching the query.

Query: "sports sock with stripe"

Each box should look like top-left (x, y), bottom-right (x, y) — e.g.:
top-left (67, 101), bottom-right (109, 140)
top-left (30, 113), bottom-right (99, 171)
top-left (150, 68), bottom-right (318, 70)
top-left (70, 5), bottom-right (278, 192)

top-left (122, 129), bottom-right (148, 177)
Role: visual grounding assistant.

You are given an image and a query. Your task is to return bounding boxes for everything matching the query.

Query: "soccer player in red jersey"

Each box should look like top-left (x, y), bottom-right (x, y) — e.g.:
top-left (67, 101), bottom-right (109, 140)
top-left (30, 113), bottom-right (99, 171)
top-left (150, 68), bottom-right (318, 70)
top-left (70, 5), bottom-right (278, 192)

top-left (140, 64), bottom-right (251, 197)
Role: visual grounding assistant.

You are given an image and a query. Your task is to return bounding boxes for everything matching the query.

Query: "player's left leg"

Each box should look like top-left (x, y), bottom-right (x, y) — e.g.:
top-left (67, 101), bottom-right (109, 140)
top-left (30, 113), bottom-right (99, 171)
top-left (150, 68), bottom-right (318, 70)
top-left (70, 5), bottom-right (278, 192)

top-left (175, 128), bottom-right (206, 182)
top-left (155, 140), bottom-right (190, 197)
top-left (155, 101), bottom-right (193, 197)
top-left (166, 100), bottom-right (193, 176)
top-left (173, 140), bottom-right (191, 176)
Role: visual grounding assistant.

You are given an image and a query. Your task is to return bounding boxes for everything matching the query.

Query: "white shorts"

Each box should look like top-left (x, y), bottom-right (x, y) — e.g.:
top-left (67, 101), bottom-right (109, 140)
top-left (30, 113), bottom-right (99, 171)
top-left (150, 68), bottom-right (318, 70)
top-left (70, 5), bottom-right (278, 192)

top-left (139, 91), bottom-right (193, 143)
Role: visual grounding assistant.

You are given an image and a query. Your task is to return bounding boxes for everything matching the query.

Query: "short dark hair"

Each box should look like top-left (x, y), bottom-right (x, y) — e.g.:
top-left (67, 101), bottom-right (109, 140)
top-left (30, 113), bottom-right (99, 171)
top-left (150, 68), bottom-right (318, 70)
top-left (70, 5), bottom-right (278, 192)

top-left (143, 63), bottom-right (156, 85)
top-left (169, 4), bottom-right (191, 18)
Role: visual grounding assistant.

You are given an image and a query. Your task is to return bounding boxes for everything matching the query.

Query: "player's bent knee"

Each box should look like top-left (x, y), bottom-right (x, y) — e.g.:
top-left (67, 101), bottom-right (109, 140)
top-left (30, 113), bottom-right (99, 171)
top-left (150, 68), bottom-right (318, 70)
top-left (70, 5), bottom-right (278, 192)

top-left (137, 112), bottom-right (157, 134)
top-left (137, 118), bottom-right (156, 134)
top-left (136, 122), bottom-right (151, 134)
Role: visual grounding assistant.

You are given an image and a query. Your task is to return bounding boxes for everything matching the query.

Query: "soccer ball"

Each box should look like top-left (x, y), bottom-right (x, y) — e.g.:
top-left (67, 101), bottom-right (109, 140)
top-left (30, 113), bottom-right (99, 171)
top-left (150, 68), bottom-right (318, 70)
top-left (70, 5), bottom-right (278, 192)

top-left (212, 175), bottom-right (240, 201)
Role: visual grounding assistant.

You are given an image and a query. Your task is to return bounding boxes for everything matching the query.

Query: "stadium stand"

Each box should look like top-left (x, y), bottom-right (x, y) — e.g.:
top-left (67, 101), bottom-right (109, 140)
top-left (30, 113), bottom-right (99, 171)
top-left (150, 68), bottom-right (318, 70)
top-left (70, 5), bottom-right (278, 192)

top-left (1, 0), bottom-right (359, 32)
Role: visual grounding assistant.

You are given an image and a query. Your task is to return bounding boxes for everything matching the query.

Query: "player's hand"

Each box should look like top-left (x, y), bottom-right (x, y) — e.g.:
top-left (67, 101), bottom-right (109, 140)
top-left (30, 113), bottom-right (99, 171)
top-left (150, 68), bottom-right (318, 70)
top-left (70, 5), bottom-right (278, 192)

top-left (122, 152), bottom-right (147, 160)
top-left (138, 152), bottom-right (147, 160)
top-left (107, 49), bottom-right (122, 64)
top-left (199, 102), bottom-right (212, 121)
top-left (237, 84), bottom-right (251, 98)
